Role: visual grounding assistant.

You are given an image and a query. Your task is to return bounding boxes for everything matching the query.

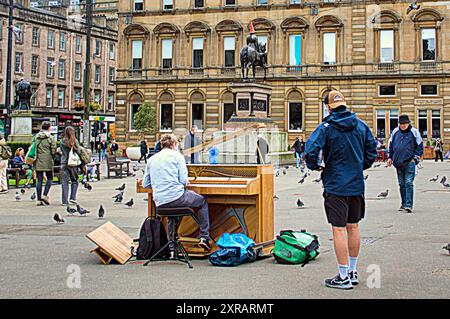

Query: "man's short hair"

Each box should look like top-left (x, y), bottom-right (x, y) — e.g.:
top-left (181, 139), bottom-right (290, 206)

top-left (191, 125), bottom-right (198, 130)
top-left (160, 134), bottom-right (178, 149)
top-left (41, 121), bottom-right (51, 131)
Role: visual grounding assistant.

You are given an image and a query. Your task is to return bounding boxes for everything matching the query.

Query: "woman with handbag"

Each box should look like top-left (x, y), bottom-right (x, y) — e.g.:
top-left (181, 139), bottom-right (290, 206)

top-left (60, 126), bottom-right (81, 206)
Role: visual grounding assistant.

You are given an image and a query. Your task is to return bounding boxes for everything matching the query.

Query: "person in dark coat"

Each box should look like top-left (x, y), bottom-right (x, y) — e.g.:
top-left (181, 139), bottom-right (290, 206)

top-left (305, 90), bottom-right (377, 290)
top-left (138, 139), bottom-right (148, 163)
top-left (387, 114), bottom-right (423, 213)
top-left (292, 136), bottom-right (305, 168)
top-left (184, 126), bottom-right (202, 164)
top-left (434, 138), bottom-right (444, 162)
top-left (256, 134), bottom-right (269, 164)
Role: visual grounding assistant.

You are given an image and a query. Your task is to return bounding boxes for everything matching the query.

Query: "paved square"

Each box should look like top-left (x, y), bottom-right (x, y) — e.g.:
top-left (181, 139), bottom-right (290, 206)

top-left (0, 162), bottom-right (449, 299)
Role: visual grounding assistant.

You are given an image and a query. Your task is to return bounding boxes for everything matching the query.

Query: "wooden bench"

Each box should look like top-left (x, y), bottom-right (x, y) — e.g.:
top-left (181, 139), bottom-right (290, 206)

top-left (86, 221), bottom-right (136, 265)
top-left (6, 167), bottom-right (35, 188)
top-left (106, 155), bottom-right (131, 179)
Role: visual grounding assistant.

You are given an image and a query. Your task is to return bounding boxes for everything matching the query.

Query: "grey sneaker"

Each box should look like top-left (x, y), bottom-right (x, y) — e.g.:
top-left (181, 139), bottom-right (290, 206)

top-left (348, 271), bottom-right (359, 286)
top-left (325, 274), bottom-right (353, 290)
top-left (199, 237), bottom-right (212, 251)
top-left (398, 206), bottom-right (406, 212)
top-left (404, 207), bottom-right (413, 213)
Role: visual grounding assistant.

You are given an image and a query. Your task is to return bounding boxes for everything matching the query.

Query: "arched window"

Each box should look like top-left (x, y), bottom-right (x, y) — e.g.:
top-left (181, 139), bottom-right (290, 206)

top-left (286, 90), bottom-right (304, 132)
top-left (372, 10), bottom-right (402, 65)
top-left (216, 20), bottom-right (242, 71)
top-left (281, 17), bottom-right (309, 72)
top-left (221, 91), bottom-right (234, 130)
top-left (190, 91), bottom-right (206, 131)
top-left (184, 21), bottom-right (211, 73)
top-left (159, 91), bottom-right (174, 132)
top-left (412, 9), bottom-right (444, 66)
top-left (251, 18), bottom-right (276, 65)
top-left (154, 23), bottom-right (180, 74)
top-left (315, 15), bottom-right (343, 70)
top-left (128, 92), bottom-right (143, 131)
top-left (123, 24), bottom-right (150, 75)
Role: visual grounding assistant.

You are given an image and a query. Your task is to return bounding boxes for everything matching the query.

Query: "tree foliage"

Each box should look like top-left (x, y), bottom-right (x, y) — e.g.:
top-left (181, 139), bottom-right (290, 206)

top-left (133, 102), bottom-right (157, 137)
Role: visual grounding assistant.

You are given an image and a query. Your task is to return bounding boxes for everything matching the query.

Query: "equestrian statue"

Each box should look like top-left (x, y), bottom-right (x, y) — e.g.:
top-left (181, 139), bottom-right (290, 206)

top-left (240, 21), bottom-right (268, 81)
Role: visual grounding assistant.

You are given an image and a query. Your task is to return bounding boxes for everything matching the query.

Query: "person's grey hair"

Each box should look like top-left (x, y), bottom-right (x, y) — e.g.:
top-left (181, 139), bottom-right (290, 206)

top-left (160, 134), bottom-right (178, 149)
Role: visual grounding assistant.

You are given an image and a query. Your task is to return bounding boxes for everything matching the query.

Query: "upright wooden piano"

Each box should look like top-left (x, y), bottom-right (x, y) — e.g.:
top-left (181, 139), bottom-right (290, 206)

top-left (136, 164), bottom-right (274, 257)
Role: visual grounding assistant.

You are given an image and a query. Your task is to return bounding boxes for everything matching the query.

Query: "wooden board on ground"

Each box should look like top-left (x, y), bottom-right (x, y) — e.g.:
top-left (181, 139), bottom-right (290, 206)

top-left (86, 221), bottom-right (134, 265)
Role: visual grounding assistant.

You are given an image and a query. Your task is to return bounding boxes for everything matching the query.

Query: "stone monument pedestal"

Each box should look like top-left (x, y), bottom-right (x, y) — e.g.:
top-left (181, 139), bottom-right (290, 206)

top-left (9, 111), bottom-right (34, 143)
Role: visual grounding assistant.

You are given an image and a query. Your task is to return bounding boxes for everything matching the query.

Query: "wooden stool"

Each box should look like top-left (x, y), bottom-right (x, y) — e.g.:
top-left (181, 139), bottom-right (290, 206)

top-left (143, 207), bottom-right (201, 269)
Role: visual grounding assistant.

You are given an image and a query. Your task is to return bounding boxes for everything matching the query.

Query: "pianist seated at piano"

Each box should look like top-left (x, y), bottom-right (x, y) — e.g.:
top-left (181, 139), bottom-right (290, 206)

top-left (142, 133), bottom-right (212, 251)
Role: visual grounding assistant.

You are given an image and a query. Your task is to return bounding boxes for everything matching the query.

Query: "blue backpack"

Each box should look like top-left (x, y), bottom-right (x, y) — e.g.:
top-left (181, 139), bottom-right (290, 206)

top-left (209, 233), bottom-right (256, 267)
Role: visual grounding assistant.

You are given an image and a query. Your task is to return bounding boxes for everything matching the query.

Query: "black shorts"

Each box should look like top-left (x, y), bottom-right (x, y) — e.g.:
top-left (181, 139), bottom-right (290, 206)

top-left (323, 192), bottom-right (365, 227)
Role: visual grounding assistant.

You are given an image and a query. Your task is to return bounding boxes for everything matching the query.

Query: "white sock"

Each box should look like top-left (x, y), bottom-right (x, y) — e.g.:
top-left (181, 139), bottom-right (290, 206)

top-left (338, 264), bottom-right (349, 280)
top-left (349, 257), bottom-right (358, 273)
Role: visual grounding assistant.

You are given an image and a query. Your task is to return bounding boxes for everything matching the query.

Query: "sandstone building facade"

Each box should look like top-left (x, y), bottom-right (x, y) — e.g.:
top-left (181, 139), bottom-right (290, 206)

top-left (114, 0), bottom-right (450, 151)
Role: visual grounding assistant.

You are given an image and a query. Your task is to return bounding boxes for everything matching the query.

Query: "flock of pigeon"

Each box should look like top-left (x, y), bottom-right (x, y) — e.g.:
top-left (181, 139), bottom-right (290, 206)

top-left (429, 175), bottom-right (450, 188)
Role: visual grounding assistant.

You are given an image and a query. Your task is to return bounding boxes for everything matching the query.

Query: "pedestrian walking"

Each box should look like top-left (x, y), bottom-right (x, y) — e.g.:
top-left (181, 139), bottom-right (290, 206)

top-left (387, 114), bottom-right (423, 213)
top-left (434, 138), bottom-right (444, 162)
top-left (305, 90), bottom-right (377, 289)
top-left (12, 148), bottom-right (33, 188)
top-left (256, 134), bottom-right (269, 164)
top-left (110, 140), bottom-right (119, 156)
top-left (99, 140), bottom-right (107, 161)
top-left (34, 121), bottom-right (57, 206)
top-left (184, 126), bottom-right (202, 164)
top-left (60, 126), bottom-right (81, 206)
top-left (0, 133), bottom-right (10, 194)
top-left (138, 139), bottom-right (148, 164)
top-left (291, 136), bottom-right (305, 168)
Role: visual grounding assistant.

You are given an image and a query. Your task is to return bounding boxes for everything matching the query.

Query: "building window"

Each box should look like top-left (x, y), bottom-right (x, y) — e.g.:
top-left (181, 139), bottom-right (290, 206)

top-left (288, 102), bottom-right (303, 131)
top-left (289, 34), bottom-right (302, 66)
top-left (323, 32), bottom-right (336, 64)
top-left (129, 104), bottom-right (141, 131)
top-left (95, 65), bottom-right (101, 83)
top-left (389, 109), bottom-right (399, 134)
top-left (380, 30), bottom-right (394, 63)
top-left (191, 103), bottom-right (204, 131)
top-left (376, 109), bottom-right (386, 139)
top-left (47, 58), bottom-right (55, 77)
top-left (75, 35), bottom-right (82, 53)
top-left (109, 42), bottom-right (115, 60)
top-left (32, 27), bottom-right (40, 46)
top-left (31, 55), bottom-right (39, 76)
top-left (109, 67), bottom-right (115, 83)
top-left (194, 0), bottom-right (204, 8)
top-left (132, 40), bottom-right (143, 69)
top-left (94, 91), bottom-right (101, 103)
top-left (192, 37), bottom-right (204, 68)
top-left (431, 110), bottom-right (441, 139)
top-left (290, 0), bottom-right (300, 3)
top-left (224, 36), bottom-right (235, 67)
top-left (31, 87), bottom-right (37, 106)
top-left (57, 88), bottom-right (65, 108)
top-left (225, 0), bottom-right (236, 5)
top-left (420, 84), bottom-right (438, 96)
top-left (74, 89), bottom-right (82, 102)
top-left (108, 93), bottom-right (114, 111)
top-left (379, 85), bottom-right (396, 97)
top-left (418, 110), bottom-right (428, 138)
top-left (58, 60), bottom-right (65, 79)
top-left (160, 104), bottom-right (173, 131)
top-left (60, 32), bottom-right (66, 51)
top-left (75, 62), bottom-right (82, 81)
top-left (95, 39), bottom-right (102, 56)
top-left (134, 0), bottom-right (143, 11)
top-left (421, 28), bottom-right (436, 62)
top-left (222, 103), bottom-right (234, 129)
top-left (161, 39), bottom-right (173, 69)
top-left (257, 0), bottom-right (268, 5)
top-left (46, 88), bottom-right (53, 107)
top-left (163, 0), bottom-right (173, 10)
top-left (48, 30), bottom-right (54, 49)
top-left (15, 53), bottom-right (23, 73)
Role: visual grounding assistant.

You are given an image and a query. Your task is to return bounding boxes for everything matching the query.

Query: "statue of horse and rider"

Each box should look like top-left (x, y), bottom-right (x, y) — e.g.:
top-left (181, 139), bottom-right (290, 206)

top-left (240, 22), bottom-right (268, 81)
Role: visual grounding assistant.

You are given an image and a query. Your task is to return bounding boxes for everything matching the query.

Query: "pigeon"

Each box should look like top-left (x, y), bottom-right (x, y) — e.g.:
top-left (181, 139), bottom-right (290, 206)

top-left (53, 213), bottom-right (64, 224)
top-left (84, 182), bottom-right (92, 191)
top-left (20, 188), bottom-right (25, 195)
top-left (124, 198), bottom-right (134, 208)
top-left (67, 206), bottom-right (77, 215)
top-left (443, 244), bottom-right (450, 254)
top-left (275, 170), bottom-right (280, 177)
top-left (373, 163), bottom-right (381, 168)
top-left (364, 175), bottom-right (369, 180)
top-left (298, 176), bottom-right (305, 184)
top-left (273, 195), bottom-right (279, 200)
top-left (282, 169), bottom-right (287, 175)
top-left (30, 192), bottom-right (36, 201)
top-left (113, 192), bottom-right (124, 203)
top-left (439, 176), bottom-right (447, 185)
top-left (133, 166), bottom-right (139, 172)
top-left (377, 189), bottom-right (389, 198)
top-left (115, 184), bottom-right (126, 191)
top-left (76, 204), bottom-right (90, 216)
top-left (15, 191), bottom-right (21, 201)
top-left (313, 177), bottom-right (321, 183)
top-left (141, 169), bottom-right (146, 175)
top-left (296, 198), bottom-right (305, 208)
top-left (429, 175), bottom-right (439, 182)
top-left (98, 205), bottom-right (105, 219)
top-left (443, 181), bottom-right (450, 188)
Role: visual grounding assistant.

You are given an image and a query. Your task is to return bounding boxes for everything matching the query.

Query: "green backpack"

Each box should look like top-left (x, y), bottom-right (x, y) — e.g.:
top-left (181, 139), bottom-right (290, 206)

top-left (273, 230), bottom-right (320, 266)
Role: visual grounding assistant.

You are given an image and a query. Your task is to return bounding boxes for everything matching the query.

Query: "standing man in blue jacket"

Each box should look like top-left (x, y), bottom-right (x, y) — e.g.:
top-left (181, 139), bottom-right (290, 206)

top-left (305, 91), bottom-right (377, 290)
top-left (387, 114), bottom-right (423, 213)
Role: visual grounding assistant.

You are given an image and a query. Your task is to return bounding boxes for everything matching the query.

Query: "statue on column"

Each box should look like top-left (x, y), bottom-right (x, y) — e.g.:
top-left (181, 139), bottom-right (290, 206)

top-left (14, 78), bottom-right (33, 111)
top-left (240, 21), bottom-right (268, 81)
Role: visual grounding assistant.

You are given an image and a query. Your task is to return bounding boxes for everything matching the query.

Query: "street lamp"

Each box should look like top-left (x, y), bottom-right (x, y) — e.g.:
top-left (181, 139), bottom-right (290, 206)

top-left (3, 0), bottom-right (14, 140)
